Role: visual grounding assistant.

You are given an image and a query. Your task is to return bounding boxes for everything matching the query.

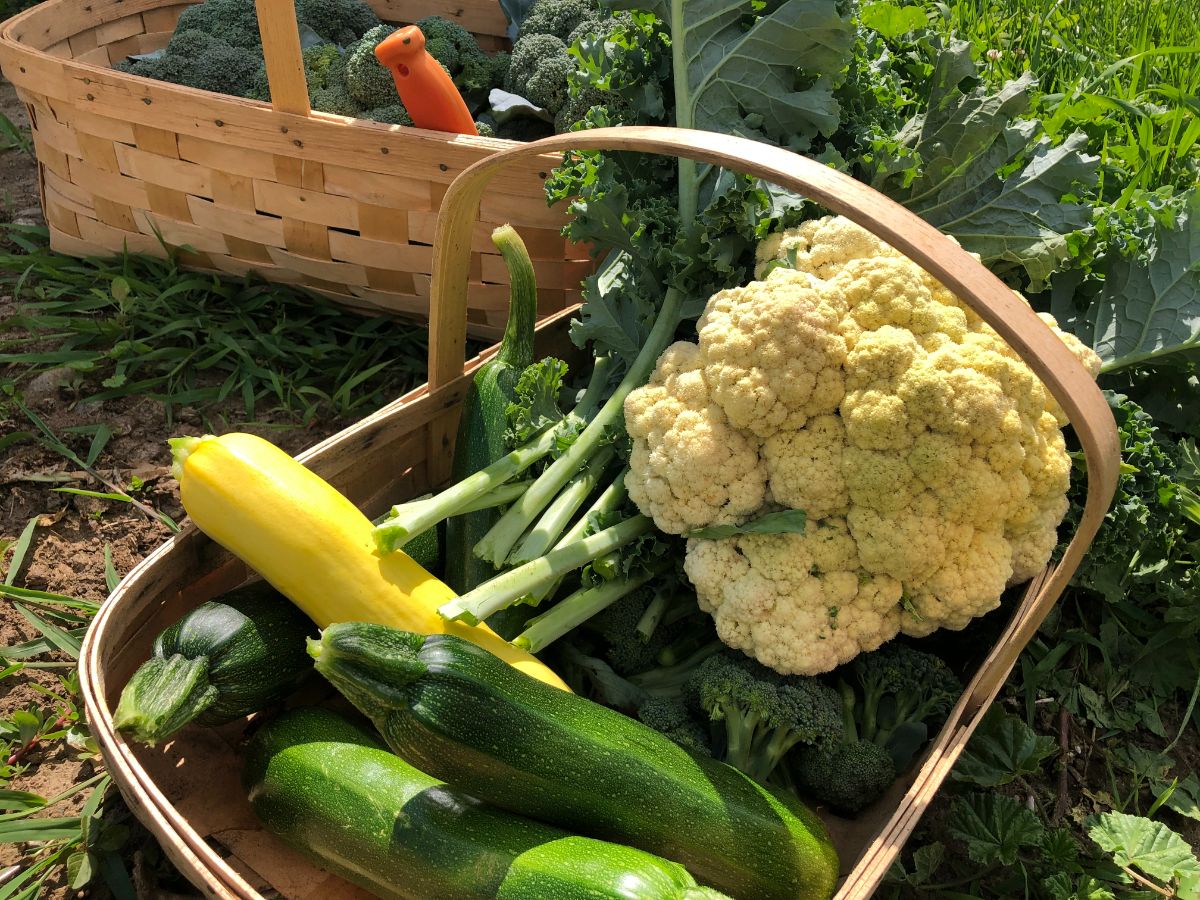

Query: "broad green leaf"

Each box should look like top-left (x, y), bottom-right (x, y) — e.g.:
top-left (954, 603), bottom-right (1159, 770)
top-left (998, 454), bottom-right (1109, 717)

top-left (686, 509), bottom-right (808, 539)
top-left (611, 0), bottom-right (853, 213)
top-left (1090, 189), bottom-right (1199, 374)
top-left (66, 849), bottom-right (94, 890)
top-left (1158, 774), bottom-right (1200, 822)
top-left (860, 1), bottom-right (927, 38)
top-left (952, 706), bottom-right (1059, 786)
top-left (871, 42), bottom-right (1097, 289)
top-left (946, 793), bottom-right (1044, 865)
top-left (1088, 812), bottom-right (1200, 897)
top-left (909, 842), bottom-right (944, 885)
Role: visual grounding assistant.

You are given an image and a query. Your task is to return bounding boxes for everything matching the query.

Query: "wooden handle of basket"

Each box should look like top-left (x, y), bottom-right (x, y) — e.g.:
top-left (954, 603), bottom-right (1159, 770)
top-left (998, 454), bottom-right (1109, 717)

top-left (254, 0), bottom-right (311, 116)
top-left (428, 125), bottom-right (1121, 641)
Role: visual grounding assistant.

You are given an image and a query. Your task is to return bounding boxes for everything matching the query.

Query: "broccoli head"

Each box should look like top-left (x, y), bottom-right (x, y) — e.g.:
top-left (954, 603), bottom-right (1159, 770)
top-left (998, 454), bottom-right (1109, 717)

top-left (457, 48), bottom-right (510, 94)
top-left (687, 652), bottom-right (843, 784)
top-left (295, 0), bottom-right (381, 46)
top-left (310, 84), bottom-right (363, 117)
top-left (636, 697), bottom-right (711, 757)
top-left (344, 25), bottom-right (398, 108)
top-left (555, 85), bottom-right (634, 133)
top-left (518, 0), bottom-right (600, 42)
top-left (173, 0), bottom-right (261, 50)
top-left (786, 643), bottom-right (961, 816)
top-left (134, 30), bottom-right (262, 97)
top-left (847, 642), bottom-right (962, 754)
top-left (792, 740), bottom-right (896, 816)
top-left (474, 118), bottom-right (497, 137)
top-left (416, 16), bottom-right (482, 75)
top-left (506, 34), bottom-right (573, 114)
top-left (303, 43), bottom-right (344, 91)
top-left (363, 103), bottom-right (413, 126)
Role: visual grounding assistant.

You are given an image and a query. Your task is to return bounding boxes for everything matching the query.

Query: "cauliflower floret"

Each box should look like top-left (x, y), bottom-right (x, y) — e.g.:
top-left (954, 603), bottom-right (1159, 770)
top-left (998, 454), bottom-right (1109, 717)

top-left (685, 526), bottom-right (904, 675)
top-left (626, 214), bottom-right (1098, 675)
top-left (624, 343), bottom-right (767, 535)
top-left (698, 268), bottom-right (848, 439)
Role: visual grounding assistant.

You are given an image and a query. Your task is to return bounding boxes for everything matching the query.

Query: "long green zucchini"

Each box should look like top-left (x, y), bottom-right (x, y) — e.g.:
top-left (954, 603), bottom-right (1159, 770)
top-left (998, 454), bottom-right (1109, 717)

top-left (310, 624), bottom-right (840, 900)
top-left (244, 707), bottom-right (730, 900)
top-left (114, 581), bottom-right (313, 745)
top-left (444, 225), bottom-right (537, 603)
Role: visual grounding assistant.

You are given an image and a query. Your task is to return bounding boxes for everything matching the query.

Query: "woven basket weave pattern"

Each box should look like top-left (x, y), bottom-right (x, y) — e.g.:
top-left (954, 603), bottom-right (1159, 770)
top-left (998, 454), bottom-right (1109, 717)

top-left (0, 0), bottom-right (591, 335)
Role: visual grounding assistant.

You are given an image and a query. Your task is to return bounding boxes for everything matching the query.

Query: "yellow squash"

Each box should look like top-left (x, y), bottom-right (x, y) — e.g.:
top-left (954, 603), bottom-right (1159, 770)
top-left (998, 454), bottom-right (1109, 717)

top-left (170, 432), bottom-right (569, 691)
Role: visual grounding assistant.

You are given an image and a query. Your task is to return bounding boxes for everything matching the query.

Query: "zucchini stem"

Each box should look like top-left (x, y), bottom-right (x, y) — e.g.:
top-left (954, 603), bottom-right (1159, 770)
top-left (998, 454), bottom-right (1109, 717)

top-left (112, 654), bottom-right (219, 747)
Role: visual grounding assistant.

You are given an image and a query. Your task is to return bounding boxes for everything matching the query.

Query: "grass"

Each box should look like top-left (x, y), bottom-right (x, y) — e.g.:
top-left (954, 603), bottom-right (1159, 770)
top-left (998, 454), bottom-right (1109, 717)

top-left (0, 226), bottom-right (430, 427)
top-left (940, 0), bottom-right (1200, 194)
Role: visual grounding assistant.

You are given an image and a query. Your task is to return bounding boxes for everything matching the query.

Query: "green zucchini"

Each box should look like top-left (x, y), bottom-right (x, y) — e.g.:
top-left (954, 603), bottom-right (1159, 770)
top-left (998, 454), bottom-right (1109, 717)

top-left (445, 225), bottom-right (536, 606)
top-left (114, 582), bottom-right (313, 745)
top-left (311, 624), bottom-right (840, 900)
top-left (244, 707), bottom-right (731, 900)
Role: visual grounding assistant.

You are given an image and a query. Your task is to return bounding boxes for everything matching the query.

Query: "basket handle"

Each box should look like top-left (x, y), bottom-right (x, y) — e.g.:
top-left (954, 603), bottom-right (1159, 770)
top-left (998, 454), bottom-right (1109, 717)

top-left (254, 0), bottom-right (311, 116)
top-left (427, 125), bottom-right (1121, 635)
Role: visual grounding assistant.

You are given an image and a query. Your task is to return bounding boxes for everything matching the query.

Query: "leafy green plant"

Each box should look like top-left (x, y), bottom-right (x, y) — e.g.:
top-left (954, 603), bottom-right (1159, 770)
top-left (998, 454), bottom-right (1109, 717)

top-left (0, 112), bottom-right (33, 157)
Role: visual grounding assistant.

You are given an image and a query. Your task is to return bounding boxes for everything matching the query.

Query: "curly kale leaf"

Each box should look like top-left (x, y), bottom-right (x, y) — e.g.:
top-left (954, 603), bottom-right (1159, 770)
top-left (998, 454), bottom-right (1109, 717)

top-left (865, 40), bottom-right (1098, 290)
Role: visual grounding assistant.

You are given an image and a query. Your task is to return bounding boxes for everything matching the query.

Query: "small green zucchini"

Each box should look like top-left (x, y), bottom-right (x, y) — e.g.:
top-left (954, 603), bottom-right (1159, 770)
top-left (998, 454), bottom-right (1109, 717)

top-left (114, 581), bottom-right (313, 745)
top-left (244, 706), bottom-right (730, 900)
top-left (445, 225), bottom-right (537, 603)
top-left (310, 624), bottom-right (840, 900)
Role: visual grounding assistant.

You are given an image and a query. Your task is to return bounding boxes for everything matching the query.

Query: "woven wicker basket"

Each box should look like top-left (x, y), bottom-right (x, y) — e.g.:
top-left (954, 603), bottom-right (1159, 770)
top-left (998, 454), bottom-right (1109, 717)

top-left (80, 127), bottom-right (1121, 899)
top-left (0, 0), bottom-right (590, 336)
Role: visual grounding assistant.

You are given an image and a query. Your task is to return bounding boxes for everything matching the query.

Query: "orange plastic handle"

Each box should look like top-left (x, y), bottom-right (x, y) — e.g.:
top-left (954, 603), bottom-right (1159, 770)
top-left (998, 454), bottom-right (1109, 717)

top-left (375, 26), bottom-right (478, 136)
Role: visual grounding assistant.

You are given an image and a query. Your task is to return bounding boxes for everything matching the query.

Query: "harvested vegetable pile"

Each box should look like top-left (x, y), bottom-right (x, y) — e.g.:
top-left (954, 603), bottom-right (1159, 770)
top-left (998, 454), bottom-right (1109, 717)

top-left (93, 0), bottom-right (1199, 894)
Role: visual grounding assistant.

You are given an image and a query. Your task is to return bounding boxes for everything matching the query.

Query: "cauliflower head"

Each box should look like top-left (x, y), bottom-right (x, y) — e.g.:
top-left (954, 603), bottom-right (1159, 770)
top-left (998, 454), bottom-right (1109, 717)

top-left (625, 216), bottom-right (1101, 674)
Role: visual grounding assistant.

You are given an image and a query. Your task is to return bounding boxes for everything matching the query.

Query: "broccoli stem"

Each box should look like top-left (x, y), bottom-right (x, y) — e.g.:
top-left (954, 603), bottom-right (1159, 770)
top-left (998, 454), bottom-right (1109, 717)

top-left (873, 694), bottom-right (926, 749)
top-left (718, 699), bottom-right (764, 775)
top-left (755, 728), bottom-right (806, 785)
top-left (454, 480), bottom-right (535, 514)
top-left (656, 629), bottom-right (715, 668)
top-left (635, 588), bottom-right (673, 641)
top-left (629, 640), bottom-right (724, 697)
top-left (373, 425), bottom-right (560, 553)
top-left (513, 562), bottom-right (667, 653)
top-left (473, 287), bottom-right (684, 567)
top-left (507, 444), bottom-right (617, 566)
top-left (524, 471), bottom-right (630, 607)
top-left (839, 678), bottom-right (859, 743)
top-left (439, 515), bottom-right (653, 625)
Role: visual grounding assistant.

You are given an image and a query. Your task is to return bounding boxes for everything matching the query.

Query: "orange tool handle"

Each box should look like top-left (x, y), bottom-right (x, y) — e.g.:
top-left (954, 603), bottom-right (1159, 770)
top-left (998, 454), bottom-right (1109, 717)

top-left (375, 26), bottom-right (478, 136)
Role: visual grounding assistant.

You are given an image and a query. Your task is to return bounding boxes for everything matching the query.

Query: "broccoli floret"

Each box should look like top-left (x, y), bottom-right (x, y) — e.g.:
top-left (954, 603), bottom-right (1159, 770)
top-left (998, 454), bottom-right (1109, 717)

top-left (457, 48), bottom-right (510, 93)
top-left (848, 643), bottom-right (961, 753)
top-left (344, 24), bottom-right (398, 108)
top-left (637, 697), bottom-right (711, 756)
top-left (134, 29), bottom-right (262, 97)
top-left (554, 85), bottom-right (634, 132)
top-left (792, 739), bottom-right (897, 816)
top-left (173, 0), bottom-right (261, 50)
top-left (310, 84), bottom-right (363, 117)
top-left (786, 643), bottom-right (962, 816)
top-left (295, 0), bottom-right (380, 46)
top-left (303, 43), bottom-right (343, 90)
top-left (505, 34), bottom-right (572, 114)
top-left (363, 103), bottom-right (413, 126)
top-left (687, 652), bottom-right (843, 784)
top-left (415, 16), bottom-right (480, 74)
top-left (474, 118), bottom-right (497, 137)
top-left (518, 0), bottom-right (600, 42)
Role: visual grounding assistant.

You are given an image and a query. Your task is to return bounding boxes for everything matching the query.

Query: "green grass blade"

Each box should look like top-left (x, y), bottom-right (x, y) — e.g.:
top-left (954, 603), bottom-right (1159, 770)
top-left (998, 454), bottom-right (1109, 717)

top-left (3, 517), bottom-right (40, 586)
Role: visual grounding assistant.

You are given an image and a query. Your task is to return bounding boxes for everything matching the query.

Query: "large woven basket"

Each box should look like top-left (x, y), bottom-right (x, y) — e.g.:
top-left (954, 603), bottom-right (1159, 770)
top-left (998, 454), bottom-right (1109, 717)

top-left (80, 127), bottom-right (1121, 899)
top-left (0, 0), bottom-right (590, 336)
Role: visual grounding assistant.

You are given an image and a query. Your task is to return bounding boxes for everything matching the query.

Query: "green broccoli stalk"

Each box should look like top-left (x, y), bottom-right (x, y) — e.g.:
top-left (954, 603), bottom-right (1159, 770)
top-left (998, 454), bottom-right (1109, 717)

top-left (512, 560), bottom-right (668, 653)
top-left (687, 652), bottom-right (844, 784)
